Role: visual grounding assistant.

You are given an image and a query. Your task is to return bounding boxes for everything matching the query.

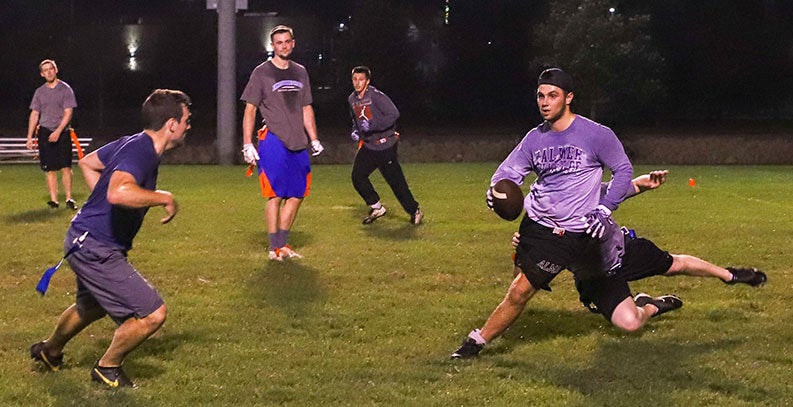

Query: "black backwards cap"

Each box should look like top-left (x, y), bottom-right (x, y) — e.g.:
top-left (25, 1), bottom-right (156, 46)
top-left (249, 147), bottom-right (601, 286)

top-left (537, 68), bottom-right (574, 93)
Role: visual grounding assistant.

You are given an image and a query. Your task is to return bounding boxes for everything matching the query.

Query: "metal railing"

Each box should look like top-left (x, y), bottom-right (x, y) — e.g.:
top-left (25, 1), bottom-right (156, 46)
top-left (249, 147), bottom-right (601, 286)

top-left (0, 137), bottom-right (92, 164)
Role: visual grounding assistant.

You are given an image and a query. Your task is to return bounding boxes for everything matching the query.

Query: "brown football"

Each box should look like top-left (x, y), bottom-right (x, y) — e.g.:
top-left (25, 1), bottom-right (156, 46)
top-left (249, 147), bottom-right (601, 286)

top-left (491, 179), bottom-right (524, 221)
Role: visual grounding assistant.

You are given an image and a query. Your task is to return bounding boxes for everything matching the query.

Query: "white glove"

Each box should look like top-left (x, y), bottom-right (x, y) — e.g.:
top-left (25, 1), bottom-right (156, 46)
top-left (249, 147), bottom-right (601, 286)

top-left (360, 120), bottom-right (371, 132)
top-left (311, 139), bottom-right (324, 156)
top-left (242, 143), bottom-right (259, 164)
top-left (351, 130), bottom-right (360, 142)
top-left (581, 205), bottom-right (613, 239)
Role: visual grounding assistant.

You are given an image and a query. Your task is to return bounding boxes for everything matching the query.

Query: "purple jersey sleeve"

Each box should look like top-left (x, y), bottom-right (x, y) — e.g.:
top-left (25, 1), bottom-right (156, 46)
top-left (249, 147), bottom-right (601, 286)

top-left (592, 130), bottom-right (632, 211)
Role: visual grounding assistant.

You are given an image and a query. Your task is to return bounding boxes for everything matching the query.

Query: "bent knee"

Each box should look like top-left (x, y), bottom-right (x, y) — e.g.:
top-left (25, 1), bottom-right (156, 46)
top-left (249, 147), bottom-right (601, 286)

top-left (613, 317), bottom-right (644, 332)
top-left (506, 290), bottom-right (531, 306)
top-left (506, 272), bottom-right (537, 305)
top-left (665, 254), bottom-right (690, 275)
top-left (610, 303), bottom-right (645, 332)
top-left (145, 304), bottom-right (167, 327)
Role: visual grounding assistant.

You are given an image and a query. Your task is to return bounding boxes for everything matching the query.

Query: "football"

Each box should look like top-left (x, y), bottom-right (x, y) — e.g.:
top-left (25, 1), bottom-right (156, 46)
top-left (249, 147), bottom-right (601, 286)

top-left (491, 179), bottom-right (524, 221)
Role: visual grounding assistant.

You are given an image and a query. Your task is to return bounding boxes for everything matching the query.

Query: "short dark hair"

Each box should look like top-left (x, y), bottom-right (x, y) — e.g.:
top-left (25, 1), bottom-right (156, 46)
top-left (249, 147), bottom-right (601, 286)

top-left (538, 67), bottom-right (574, 93)
top-left (351, 66), bottom-right (371, 80)
top-left (269, 25), bottom-right (294, 41)
top-left (39, 59), bottom-right (57, 71)
top-left (141, 89), bottom-right (191, 131)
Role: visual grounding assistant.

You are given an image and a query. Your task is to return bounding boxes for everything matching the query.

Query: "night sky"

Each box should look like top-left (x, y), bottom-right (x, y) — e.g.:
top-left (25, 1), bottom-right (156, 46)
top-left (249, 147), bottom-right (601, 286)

top-left (1, 0), bottom-right (792, 133)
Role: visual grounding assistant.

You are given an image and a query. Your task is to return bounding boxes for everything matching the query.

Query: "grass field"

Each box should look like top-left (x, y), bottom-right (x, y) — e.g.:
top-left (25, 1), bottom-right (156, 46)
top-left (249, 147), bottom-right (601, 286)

top-left (1, 163), bottom-right (791, 406)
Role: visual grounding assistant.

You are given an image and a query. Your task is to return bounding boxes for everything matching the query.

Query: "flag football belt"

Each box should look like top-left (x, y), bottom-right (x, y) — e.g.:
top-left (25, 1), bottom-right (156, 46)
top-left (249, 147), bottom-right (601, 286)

top-left (365, 131), bottom-right (399, 146)
top-left (36, 231), bottom-right (89, 295)
top-left (530, 218), bottom-right (586, 238)
top-left (367, 136), bottom-right (391, 145)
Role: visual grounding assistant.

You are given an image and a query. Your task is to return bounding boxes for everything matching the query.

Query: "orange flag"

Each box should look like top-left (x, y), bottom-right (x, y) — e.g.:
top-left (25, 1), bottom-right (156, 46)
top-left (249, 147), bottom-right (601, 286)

top-left (69, 129), bottom-right (84, 159)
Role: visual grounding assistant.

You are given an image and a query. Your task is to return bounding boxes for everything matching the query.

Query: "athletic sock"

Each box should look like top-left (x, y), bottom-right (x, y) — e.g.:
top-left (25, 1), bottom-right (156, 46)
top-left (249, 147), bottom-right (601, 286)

top-left (268, 233), bottom-right (279, 249)
top-left (277, 229), bottom-right (290, 248)
top-left (370, 202), bottom-right (382, 210)
top-left (468, 329), bottom-right (487, 345)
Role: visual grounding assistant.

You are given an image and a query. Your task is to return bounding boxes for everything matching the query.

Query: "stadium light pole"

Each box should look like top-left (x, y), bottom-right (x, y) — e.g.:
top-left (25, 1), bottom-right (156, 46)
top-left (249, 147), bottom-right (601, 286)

top-left (210, 0), bottom-right (247, 165)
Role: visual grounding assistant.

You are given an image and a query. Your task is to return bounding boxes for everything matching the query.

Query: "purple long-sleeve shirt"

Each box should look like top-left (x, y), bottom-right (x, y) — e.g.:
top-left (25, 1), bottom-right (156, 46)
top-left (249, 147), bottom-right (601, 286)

top-left (491, 115), bottom-right (633, 232)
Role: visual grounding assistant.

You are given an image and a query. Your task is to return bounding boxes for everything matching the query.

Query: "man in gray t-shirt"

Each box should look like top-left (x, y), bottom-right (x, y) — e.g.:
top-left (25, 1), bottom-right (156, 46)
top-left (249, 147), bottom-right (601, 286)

top-left (26, 59), bottom-right (78, 210)
top-left (240, 25), bottom-right (325, 261)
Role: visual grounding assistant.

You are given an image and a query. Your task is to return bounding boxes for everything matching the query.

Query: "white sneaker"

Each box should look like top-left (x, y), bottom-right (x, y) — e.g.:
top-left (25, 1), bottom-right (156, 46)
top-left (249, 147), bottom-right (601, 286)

top-left (410, 207), bottom-right (423, 225)
top-left (268, 249), bottom-right (283, 261)
top-left (278, 245), bottom-right (303, 259)
top-left (362, 206), bottom-right (387, 225)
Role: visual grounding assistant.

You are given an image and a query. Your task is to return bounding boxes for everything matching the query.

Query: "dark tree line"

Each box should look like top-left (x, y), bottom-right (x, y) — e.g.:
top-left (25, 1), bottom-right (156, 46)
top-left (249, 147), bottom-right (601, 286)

top-left (2, 0), bottom-right (791, 131)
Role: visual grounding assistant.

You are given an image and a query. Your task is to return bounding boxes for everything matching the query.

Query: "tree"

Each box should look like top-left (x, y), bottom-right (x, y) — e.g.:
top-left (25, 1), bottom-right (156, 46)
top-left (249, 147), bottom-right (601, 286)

top-left (333, 0), bottom-right (422, 117)
top-left (531, 0), bottom-right (666, 124)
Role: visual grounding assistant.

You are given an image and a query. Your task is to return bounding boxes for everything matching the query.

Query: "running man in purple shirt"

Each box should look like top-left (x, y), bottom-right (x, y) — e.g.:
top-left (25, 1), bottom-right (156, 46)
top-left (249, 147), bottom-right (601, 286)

top-left (30, 89), bottom-right (191, 388)
top-left (452, 68), bottom-right (681, 359)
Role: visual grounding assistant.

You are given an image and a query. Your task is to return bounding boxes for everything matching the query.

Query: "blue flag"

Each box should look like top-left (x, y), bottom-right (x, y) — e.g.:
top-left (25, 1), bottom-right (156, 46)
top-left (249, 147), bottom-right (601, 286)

top-left (36, 231), bottom-right (88, 296)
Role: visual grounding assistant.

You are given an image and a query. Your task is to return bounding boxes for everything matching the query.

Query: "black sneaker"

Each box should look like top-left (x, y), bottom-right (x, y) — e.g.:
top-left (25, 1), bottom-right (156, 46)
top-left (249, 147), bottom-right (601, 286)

top-left (30, 341), bottom-right (63, 372)
top-left (66, 199), bottom-right (78, 210)
top-left (47, 201), bottom-right (59, 209)
top-left (410, 207), bottom-right (424, 225)
top-left (362, 206), bottom-right (387, 225)
top-left (91, 362), bottom-right (137, 389)
top-left (451, 337), bottom-right (484, 359)
top-left (634, 293), bottom-right (683, 317)
top-left (726, 267), bottom-right (767, 287)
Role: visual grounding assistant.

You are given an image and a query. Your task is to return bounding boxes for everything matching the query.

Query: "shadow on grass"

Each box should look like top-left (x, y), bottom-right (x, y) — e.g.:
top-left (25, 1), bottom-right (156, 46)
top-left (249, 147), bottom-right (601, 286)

top-left (362, 221), bottom-right (421, 241)
top-left (26, 331), bottom-right (194, 404)
top-left (546, 338), bottom-right (774, 403)
top-left (249, 261), bottom-right (326, 318)
top-left (487, 308), bottom-right (605, 356)
top-left (5, 208), bottom-right (65, 223)
top-left (443, 307), bottom-right (777, 403)
top-left (69, 331), bottom-right (196, 373)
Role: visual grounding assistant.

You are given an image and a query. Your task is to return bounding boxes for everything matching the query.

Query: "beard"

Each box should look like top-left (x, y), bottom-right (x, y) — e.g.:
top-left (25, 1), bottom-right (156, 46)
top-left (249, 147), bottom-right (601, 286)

top-left (168, 135), bottom-right (187, 150)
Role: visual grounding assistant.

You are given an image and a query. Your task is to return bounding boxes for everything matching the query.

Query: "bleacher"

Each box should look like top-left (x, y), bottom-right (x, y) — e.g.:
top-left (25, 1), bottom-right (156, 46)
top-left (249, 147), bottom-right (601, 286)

top-left (0, 136), bottom-right (91, 164)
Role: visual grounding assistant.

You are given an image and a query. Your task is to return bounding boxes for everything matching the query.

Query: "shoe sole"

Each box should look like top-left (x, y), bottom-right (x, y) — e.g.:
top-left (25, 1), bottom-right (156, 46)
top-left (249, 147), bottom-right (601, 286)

top-left (31, 351), bottom-right (62, 372)
top-left (634, 293), bottom-right (681, 317)
top-left (362, 214), bottom-right (386, 224)
top-left (727, 268), bottom-right (768, 287)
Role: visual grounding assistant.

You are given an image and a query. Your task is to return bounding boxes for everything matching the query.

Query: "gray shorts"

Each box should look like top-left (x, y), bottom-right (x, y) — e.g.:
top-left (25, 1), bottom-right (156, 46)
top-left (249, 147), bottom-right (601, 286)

top-left (65, 229), bottom-right (164, 325)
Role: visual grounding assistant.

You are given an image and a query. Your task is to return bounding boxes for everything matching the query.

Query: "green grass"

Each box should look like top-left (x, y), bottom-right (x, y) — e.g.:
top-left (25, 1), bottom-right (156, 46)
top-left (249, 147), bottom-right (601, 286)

top-left (1, 163), bottom-right (791, 406)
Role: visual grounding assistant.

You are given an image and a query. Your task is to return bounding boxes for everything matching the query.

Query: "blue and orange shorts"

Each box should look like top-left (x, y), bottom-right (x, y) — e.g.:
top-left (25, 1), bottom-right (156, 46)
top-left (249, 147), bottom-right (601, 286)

top-left (256, 127), bottom-right (311, 198)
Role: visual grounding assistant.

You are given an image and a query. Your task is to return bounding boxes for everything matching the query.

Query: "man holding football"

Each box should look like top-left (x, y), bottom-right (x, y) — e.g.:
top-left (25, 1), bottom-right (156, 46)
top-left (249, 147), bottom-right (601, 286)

top-left (452, 67), bottom-right (674, 358)
top-left (453, 169), bottom-right (767, 358)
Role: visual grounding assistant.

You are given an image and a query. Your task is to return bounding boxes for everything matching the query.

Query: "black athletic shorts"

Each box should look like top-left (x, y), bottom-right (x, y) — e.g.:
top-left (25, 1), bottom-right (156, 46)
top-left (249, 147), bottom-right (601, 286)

top-left (573, 234), bottom-right (673, 321)
top-left (37, 126), bottom-right (72, 171)
top-left (514, 216), bottom-right (595, 291)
